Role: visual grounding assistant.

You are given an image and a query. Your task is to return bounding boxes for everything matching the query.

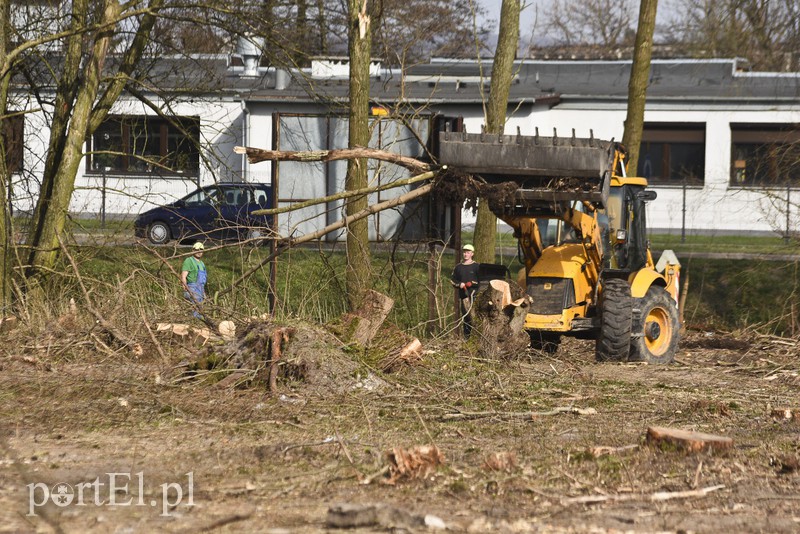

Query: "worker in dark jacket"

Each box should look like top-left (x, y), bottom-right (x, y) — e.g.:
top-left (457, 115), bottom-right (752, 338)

top-left (451, 244), bottom-right (480, 339)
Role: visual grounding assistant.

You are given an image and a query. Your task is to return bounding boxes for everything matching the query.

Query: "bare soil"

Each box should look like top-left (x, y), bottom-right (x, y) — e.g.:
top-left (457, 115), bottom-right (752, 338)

top-left (1, 327), bottom-right (799, 533)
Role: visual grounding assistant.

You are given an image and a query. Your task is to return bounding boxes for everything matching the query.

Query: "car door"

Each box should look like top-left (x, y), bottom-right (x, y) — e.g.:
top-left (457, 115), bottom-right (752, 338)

top-left (216, 185), bottom-right (252, 239)
top-left (248, 185), bottom-right (273, 229)
top-left (171, 186), bottom-right (221, 241)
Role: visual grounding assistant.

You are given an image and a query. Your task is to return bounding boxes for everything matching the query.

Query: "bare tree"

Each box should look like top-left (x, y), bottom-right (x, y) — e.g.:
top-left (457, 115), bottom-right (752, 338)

top-left (542, 0), bottom-right (636, 49)
top-left (664, 0), bottom-right (800, 71)
top-left (473, 0), bottom-right (520, 264)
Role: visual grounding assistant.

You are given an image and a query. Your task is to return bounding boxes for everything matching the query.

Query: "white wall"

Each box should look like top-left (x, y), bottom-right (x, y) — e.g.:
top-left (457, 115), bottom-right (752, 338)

top-left (13, 85), bottom-right (800, 237)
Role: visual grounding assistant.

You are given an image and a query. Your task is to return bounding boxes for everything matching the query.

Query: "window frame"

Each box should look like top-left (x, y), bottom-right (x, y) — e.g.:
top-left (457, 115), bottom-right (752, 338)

top-left (87, 115), bottom-right (201, 177)
top-left (730, 123), bottom-right (800, 188)
top-left (637, 123), bottom-right (706, 186)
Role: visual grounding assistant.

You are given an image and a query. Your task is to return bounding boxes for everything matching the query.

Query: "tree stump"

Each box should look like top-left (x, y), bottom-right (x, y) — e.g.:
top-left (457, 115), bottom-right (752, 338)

top-left (646, 426), bottom-right (733, 454)
top-left (342, 290), bottom-right (395, 347)
top-left (471, 279), bottom-right (531, 358)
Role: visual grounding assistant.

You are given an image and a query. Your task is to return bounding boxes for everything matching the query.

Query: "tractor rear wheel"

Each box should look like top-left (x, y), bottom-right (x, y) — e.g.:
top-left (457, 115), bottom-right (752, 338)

top-left (595, 278), bottom-right (632, 362)
top-left (629, 287), bottom-right (680, 364)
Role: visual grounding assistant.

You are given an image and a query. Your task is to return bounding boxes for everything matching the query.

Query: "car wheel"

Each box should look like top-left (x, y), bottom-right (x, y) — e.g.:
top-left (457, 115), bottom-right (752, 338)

top-left (246, 228), bottom-right (263, 240)
top-left (147, 221), bottom-right (170, 245)
top-left (245, 227), bottom-right (270, 245)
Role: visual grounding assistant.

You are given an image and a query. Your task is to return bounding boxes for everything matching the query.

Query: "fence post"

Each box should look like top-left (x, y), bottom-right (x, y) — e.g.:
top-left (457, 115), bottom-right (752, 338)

top-left (101, 170), bottom-right (107, 229)
top-left (681, 179), bottom-right (687, 243)
top-left (785, 183), bottom-right (791, 243)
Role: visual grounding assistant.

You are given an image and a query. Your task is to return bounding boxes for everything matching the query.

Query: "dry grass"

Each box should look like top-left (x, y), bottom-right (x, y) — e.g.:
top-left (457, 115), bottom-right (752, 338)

top-left (1, 317), bottom-right (799, 532)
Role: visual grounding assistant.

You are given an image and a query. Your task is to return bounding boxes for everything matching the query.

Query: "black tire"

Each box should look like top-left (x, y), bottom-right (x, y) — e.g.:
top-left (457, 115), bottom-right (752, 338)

top-left (595, 278), bottom-right (632, 362)
top-left (147, 221), bottom-right (170, 245)
top-left (629, 287), bottom-right (680, 364)
top-left (529, 331), bottom-right (561, 354)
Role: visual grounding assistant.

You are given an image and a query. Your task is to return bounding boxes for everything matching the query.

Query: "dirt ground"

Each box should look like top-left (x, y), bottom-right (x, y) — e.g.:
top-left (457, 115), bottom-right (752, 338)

top-left (1, 327), bottom-right (799, 533)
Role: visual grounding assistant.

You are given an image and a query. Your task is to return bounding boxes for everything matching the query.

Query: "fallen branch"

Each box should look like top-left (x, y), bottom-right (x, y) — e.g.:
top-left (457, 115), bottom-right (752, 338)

top-left (57, 234), bottom-right (143, 356)
top-left (586, 444), bottom-right (639, 458)
top-left (650, 484), bottom-right (726, 501)
top-left (441, 406), bottom-right (597, 421)
top-left (561, 484), bottom-right (725, 505)
top-left (234, 145), bottom-right (432, 175)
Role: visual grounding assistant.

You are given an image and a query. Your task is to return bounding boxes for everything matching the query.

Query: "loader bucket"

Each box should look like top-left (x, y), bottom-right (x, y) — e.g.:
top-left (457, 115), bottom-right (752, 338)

top-left (438, 131), bottom-right (615, 207)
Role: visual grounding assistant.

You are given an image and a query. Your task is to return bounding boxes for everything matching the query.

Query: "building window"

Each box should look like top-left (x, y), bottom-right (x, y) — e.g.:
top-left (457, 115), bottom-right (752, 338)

top-left (2, 113), bottom-right (24, 173)
top-left (731, 124), bottom-right (800, 187)
top-left (636, 123), bottom-right (705, 185)
top-left (88, 116), bottom-right (200, 176)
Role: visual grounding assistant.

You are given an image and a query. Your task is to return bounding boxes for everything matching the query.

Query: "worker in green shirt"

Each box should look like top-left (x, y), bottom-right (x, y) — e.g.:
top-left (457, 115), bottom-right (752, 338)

top-left (181, 241), bottom-right (207, 319)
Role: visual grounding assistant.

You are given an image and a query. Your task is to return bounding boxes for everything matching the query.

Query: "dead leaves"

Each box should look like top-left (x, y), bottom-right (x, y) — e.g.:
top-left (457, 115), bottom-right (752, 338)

top-left (384, 445), bottom-right (444, 485)
top-left (482, 451), bottom-right (517, 472)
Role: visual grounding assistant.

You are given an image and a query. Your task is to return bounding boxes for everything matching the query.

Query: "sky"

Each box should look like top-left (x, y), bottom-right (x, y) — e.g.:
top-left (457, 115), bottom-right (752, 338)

top-left (481, 0), bottom-right (538, 39)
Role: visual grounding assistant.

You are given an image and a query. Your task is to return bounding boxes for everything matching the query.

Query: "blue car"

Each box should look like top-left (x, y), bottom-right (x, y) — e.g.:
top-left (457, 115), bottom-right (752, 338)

top-left (134, 182), bottom-right (274, 244)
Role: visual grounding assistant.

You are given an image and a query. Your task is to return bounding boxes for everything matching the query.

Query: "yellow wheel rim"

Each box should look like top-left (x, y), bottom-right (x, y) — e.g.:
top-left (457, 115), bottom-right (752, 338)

top-left (644, 306), bottom-right (672, 356)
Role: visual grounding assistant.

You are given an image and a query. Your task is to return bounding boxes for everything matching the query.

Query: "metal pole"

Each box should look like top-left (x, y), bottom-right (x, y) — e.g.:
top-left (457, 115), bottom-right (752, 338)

top-left (785, 183), bottom-right (791, 243)
top-left (681, 179), bottom-right (686, 243)
top-left (101, 170), bottom-right (106, 228)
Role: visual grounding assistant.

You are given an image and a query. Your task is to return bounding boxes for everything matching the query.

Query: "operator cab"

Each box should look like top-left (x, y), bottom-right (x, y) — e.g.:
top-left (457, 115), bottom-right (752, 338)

top-left (599, 180), bottom-right (655, 273)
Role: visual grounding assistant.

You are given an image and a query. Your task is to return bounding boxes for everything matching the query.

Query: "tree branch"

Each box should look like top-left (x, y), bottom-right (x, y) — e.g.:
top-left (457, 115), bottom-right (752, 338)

top-left (218, 183), bottom-right (433, 296)
top-left (252, 170), bottom-right (436, 216)
top-left (233, 145), bottom-right (433, 175)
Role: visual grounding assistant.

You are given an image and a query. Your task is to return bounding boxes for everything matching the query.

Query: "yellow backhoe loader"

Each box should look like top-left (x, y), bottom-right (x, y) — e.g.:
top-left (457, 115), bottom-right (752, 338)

top-left (439, 130), bottom-right (681, 363)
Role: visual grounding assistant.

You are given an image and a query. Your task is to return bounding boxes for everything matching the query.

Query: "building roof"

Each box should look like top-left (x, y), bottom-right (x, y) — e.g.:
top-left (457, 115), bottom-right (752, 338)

top-left (513, 58), bottom-right (800, 102)
top-left (13, 53), bottom-right (800, 108)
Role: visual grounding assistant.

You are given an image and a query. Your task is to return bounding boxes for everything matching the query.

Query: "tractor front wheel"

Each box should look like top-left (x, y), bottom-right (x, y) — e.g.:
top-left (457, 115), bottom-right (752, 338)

top-left (595, 278), bottom-right (632, 362)
top-left (629, 287), bottom-right (680, 364)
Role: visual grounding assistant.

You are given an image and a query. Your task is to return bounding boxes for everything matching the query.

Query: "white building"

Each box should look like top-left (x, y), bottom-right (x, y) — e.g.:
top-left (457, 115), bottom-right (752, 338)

top-left (7, 52), bottom-right (800, 240)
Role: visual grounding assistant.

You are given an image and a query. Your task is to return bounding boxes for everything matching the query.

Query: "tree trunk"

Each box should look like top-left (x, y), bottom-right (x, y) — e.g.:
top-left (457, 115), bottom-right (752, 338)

top-left (24, 0), bottom-right (88, 279)
top-left (0, 0), bottom-right (11, 311)
top-left (27, 0), bottom-right (120, 277)
top-left (622, 0), bottom-right (658, 175)
top-left (345, 0), bottom-right (374, 310)
top-left (473, 0), bottom-right (520, 264)
top-left (24, 0), bottom-right (161, 281)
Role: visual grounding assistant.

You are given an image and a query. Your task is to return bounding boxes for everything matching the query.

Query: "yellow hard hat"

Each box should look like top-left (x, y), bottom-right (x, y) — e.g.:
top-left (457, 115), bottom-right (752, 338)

top-left (192, 241), bottom-right (205, 250)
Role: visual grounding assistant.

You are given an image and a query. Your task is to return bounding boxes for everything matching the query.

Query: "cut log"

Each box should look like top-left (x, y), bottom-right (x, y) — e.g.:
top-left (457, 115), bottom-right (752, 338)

top-left (326, 503), bottom-right (436, 530)
top-left (471, 280), bottom-right (531, 358)
top-left (646, 426), bottom-right (733, 453)
top-left (379, 338), bottom-right (422, 372)
top-left (156, 323), bottom-right (217, 347)
top-left (0, 316), bottom-right (18, 333)
top-left (771, 408), bottom-right (796, 421)
top-left (344, 290), bottom-right (395, 347)
top-left (218, 320), bottom-right (236, 340)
